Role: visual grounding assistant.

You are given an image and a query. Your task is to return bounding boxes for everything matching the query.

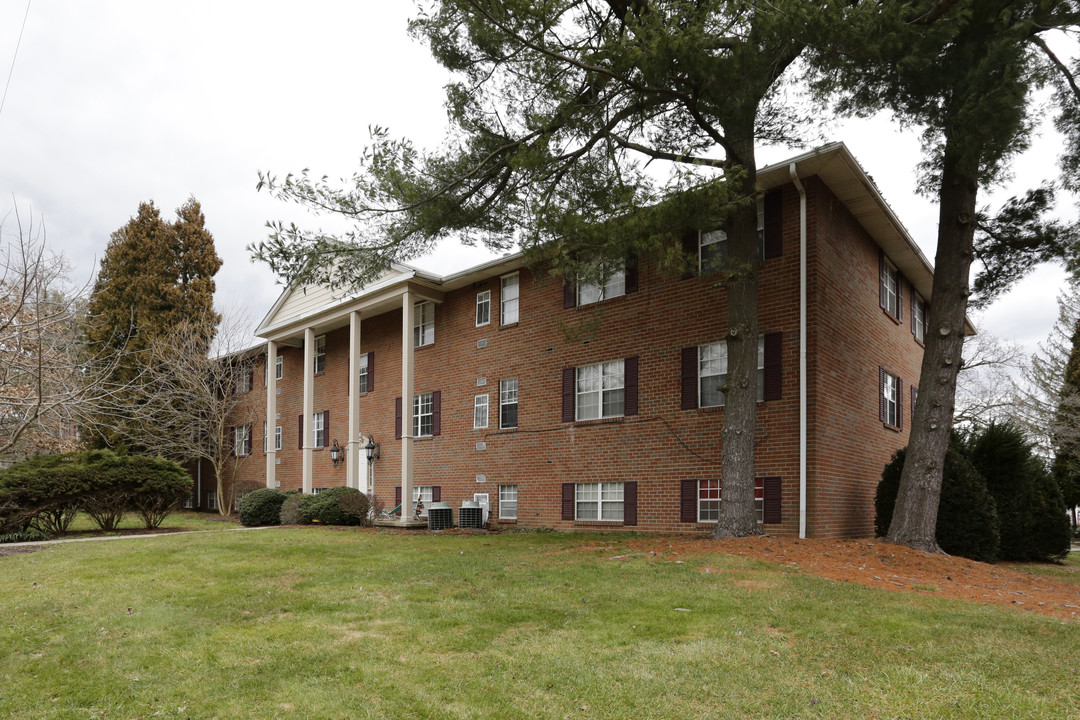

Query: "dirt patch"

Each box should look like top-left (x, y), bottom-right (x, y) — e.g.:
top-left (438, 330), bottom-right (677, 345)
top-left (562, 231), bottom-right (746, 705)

top-left (613, 535), bottom-right (1080, 621)
top-left (0, 545), bottom-right (48, 558)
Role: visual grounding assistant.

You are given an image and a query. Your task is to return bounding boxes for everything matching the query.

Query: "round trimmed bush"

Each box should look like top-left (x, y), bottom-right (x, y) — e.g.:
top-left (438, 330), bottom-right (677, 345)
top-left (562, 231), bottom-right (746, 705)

top-left (305, 487), bottom-right (369, 526)
top-left (238, 488), bottom-right (287, 526)
top-left (877, 442), bottom-right (1000, 563)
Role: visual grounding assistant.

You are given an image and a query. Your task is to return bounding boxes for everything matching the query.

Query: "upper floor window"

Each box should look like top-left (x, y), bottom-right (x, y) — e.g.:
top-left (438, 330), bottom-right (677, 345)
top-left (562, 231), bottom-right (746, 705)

top-left (576, 360), bottom-right (624, 420)
top-left (312, 411), bottom-right (326, 448)
top-left (698, 338), bottom-right (766, 408)
top-left (414, 392), bottom-right (434, 436)
top-left (314, 335), bottom-right (326, 373)
top-left (501, 273), bottom-right (520, 324)
top-left (880, 256), bottom-right (902, 320)
top-left (236, 366), bottom-right (252, 394)
top-left (577, 263), bottom-right (625, 306)
top-left (234, 425), bottom-right (251, 457)
top-left (476, 290), bottom-right (491, 326)
top-left (414, 301), bottom-right (435, 347)
top-left (474, 394), bottom-right (489, 429)
top-left (880, 368), bottom-right (901, 428)
top-left (700, 229), bottom-right (727, 274)
top-left (274, 425), bottom-right (282, 451)
top-left (912, 293), bottom-right (927, 343)
top-left (500, 378), bottom-right (519, 429)
top-left (357, 352), bottom-right (369, 394)
top-left (275, 355), bottom-right (283, 380)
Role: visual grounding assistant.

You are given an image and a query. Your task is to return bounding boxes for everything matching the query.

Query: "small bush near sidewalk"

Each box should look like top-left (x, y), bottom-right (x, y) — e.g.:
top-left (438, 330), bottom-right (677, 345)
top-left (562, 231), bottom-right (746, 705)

top-left (306, 487), bottom-right (370, 526)
top-left (238, 488), bottom-right (287, 526)
top-left (278, 492), bottom-right (312, 525)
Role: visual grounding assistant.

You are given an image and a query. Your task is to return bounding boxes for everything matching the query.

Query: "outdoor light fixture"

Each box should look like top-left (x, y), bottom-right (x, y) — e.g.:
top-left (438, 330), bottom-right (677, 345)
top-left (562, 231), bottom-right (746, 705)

top-left (329, 439), bottom-right (344, 467)
top-left (364, 436), bottom-right (380, 463)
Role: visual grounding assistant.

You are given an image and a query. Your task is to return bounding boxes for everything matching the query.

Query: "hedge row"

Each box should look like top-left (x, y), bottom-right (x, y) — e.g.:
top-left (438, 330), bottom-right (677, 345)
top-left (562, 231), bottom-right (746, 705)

top-left (238, 486), bottom-right (374, 527)
top-left (0, 450), bottom-right (192, 537)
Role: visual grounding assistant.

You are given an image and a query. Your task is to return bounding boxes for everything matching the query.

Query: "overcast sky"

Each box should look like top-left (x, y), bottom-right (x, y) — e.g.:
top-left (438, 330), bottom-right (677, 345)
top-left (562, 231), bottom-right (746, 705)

top-left (0, 1), bottom-right (1073, 355)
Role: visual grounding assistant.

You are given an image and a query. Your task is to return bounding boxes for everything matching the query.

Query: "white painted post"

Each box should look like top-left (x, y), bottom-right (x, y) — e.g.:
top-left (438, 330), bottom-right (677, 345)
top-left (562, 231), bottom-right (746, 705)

top-left (302, 327), bottom-right (315, 494)
top-left (347, 311), bottom-right (362, 490)
top-left (400, 290), bottom-right (415, 519)
top-left (265, 339), bottom-right (277, 489)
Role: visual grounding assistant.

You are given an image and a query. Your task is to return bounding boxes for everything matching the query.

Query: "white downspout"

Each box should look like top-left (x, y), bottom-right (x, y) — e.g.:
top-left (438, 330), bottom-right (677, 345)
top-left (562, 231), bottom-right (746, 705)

top-left (789, 163), bottom-right (808, 540)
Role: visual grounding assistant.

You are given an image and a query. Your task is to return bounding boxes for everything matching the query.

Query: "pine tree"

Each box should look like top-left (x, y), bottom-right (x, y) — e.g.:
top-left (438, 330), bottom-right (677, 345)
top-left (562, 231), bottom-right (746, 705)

top-left (1051, 315), bottom-right (1080, 526)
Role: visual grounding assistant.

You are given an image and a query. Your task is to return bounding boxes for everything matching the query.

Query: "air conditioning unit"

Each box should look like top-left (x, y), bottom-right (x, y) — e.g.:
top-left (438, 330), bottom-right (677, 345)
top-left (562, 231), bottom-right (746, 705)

top-left (427, 502), bottom-right (453, 531)
top-left (459, 499), bottom-right (484, 529)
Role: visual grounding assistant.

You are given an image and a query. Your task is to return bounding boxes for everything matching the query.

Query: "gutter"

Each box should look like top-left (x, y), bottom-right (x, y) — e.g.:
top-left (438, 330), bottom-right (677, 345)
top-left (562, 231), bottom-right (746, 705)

top-left (789, 163), bottom-right (808, 540)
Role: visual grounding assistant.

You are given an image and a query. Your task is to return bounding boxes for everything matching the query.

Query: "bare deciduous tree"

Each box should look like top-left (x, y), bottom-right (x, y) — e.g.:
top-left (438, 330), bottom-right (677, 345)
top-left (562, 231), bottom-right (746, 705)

top-left (954, 325), bottom-right (1025, 429)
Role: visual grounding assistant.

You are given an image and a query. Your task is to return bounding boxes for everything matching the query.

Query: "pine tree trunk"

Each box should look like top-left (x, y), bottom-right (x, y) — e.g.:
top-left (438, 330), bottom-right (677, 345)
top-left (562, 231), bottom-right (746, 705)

top-left (710, 136), bottom-right (761, 539)
top-left (885, 141), bottom-right (978, 553)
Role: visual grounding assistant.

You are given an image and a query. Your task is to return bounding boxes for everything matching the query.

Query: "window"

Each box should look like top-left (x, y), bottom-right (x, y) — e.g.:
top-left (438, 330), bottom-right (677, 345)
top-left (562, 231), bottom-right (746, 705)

top-left (234, 425), bottom-right (251, 456)
top-left (881, 369), bottom-right (900, 427)
top-left (474, 394), bottom-right (489, 429)
top-left (499, 378), bottom-right (518, 429)
top-left (577, 263), bottom-right (625, 305)
top-left (314, 335), bottom-right (326, 373)
top-left (275, 355), bottom-right (283, 380)
top-left (696, 479), bottom-right (766, 524)
top-left (414, 301), bottom-right (434, 347)
top-left (700, 229), bottom-right (727, 274)
top-left (313, 412), bottom-right (325, 448)
top-left (501, 273), bottom-right (520, 324)
top-left (881, 257), bottom-right (900, 318)
top-left (499, 484), bottom-right (518, 520)
top-left (207, 492), bottom-right (218, 511)
top-left (357, 352), bottom-right (369, 394)
top-left (183, 492), bottom-right (193, 509)
top-left (698, 338), bottom-right (766, 408)
top-left (236, 366), bottom-right (252, 394)
top-left (912, 293), bottom-right (927, 342)
top-left (911, 386), bottom-right (918, 415)
top-left (263, 421), bottom-right (267, 453)
top-left (412, 485), bottom-right (433, 517)
top-left (576, 360), bottom-right (624, 420)
top-left (575, 482), bottom-right (624, 521)
top-left (414, 392), bottom-right (434, 437)
top-left (476, 290), bottom-right (491, 326)
top-left (275, 425), bottom-right (282, 451)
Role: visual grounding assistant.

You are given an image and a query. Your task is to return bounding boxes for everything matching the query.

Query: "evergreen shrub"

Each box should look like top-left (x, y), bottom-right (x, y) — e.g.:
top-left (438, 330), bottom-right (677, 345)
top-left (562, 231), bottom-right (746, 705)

top-left (238, 488), bottom-right (287, 526)
top-left (305, 487), bottom-right (368, 526)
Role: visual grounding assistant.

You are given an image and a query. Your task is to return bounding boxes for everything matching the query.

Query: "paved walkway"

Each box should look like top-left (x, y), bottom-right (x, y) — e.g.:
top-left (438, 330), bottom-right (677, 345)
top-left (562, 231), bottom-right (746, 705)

top-left (2, 525), bottom-right (272, 548)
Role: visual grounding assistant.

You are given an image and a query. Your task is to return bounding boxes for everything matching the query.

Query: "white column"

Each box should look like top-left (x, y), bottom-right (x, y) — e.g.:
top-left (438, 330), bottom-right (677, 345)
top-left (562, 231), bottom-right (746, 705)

top-left (400, 290), bottom-right (415, 517)
top-left (302, 327), bottom-right (315, 494)
top-left (265, 340), bottom-right (277, 489)
top-left (347, 311), bottom-right (362, 490)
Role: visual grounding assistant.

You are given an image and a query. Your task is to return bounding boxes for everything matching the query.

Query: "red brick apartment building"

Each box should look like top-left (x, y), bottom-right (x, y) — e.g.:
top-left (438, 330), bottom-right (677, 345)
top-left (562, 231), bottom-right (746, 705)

top-left (205, 143), bottom-right (967, 538)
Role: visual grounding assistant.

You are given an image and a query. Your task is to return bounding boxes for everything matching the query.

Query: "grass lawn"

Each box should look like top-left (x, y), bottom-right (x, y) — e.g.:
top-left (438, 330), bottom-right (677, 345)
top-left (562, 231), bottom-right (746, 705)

top-left (1, 529), bottom-right (1077, 720)
top-left (61, 510), bottom-right (241, 536)
top-left (1005, 551), bottom-right (1080, 587)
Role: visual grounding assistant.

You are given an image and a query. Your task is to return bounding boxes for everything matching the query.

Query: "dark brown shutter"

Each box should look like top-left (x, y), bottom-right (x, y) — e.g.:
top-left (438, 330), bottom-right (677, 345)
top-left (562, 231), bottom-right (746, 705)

top-left (762, 477), bottom-right (782, 524)
top-left (763, 189), bottom-right (783, 259)
top-left (561, 368), bottom-right (576, 422)
top-left (879, 251), bottom-right (886, 311)
top-left (763, 332), bottom-right (782, 402)
top-left (623, 481), bottom-right (637, 526)
top-left (395, 398), bottom-right (402, 439)
top-left (878, 367), bottom-right (886, 423)
top-left (298, 414), bottom-right (303, 450)
top-left (432, 390), bottom-right (442, 436)
top-left (624, 356), bottom-right (639, 416)
top-left (367, 351), bottom-right (374, 391)
top-left (681, 346), bottom-right (698, 410)
top-left (896, 276), bottom-right (904, 322)
top-left (896, 377), bottom-right (903, 430)
top-left (395, 486), bottom-right (402, 508)
top-left (624, 257), bottom-right (639, 294)
top-left (680, 479), bottom-right (698, 522)
top-left (563, 280), bottom-right (576, 309)
top-left (322, 410), bottom-right (329, 448)
top-left (561, 483), bottom-right (575, 520)
top-left (681, 230), bottom-right (698, 279)
top-left (431, 486), bottom-right (441, 502)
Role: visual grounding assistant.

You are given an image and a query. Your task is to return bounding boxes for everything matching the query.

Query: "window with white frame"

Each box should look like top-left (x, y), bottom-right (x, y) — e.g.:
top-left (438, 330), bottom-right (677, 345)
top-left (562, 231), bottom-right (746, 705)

top-left (275, 355), bottom-right (283, 380)
top-left (312, 412), bottom-right (325, 448)
top-left (499, 484), bottom-right (518, 520)
top-left (698, 338), bottom-right (766, 407)
top-left (234, 425), bottom-right (251, 456)
top-left (575, 482), bottom-right (624, 521)
top-left (476, 290), bottom-right (491, 326)
top-left (911, 386), bottom-right (918, 413)
top-left (576, 360), bottom-right (624, 420)
top-left (700, 229), bottom-right (727, 274)
top-left (474, 394), bottom-right (489, 429)
top-left (882, 370), bottom-right (899, 427)
top-left (414, 301), bottom-right (435, 347)
top-left (501, 273), bottom-right (520, 324)
top-left (412, 485), bottom-right (433, 516)
top-left (357, 352), bottom-right (369, 394)
top-left (697, 479), bottom-right (765, 523)
top-left (236, 366), bottom-right (252, 394)
top-left (207, 492), bottom-right (218, 511)
top-left (881, 259), bottom-right (900, 317)
top-left (912, 293), bottom-right (927, 342)
top-left (577, 262), bottom-right (625, 305)
top-left (414, 392), bottom-right (434, 436)
top-left (314, 335), bottom-right (326, 373)
top-left (263, 421), bottom-right (267, 453)
top-left (500, 378), bottom-right (518, 429)
top-left (275, 425), bottom-right (282, 451)
top-left (183, 492), bottom-right (193, 509)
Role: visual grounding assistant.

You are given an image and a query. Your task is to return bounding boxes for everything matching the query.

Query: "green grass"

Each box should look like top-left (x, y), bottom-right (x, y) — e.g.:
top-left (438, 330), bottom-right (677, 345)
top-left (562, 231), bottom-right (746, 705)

top-left (62, 510), bottom-right (241, 535)
top-left (1, 530), bottom-right (1077, 719)
top-left (1005, 551), bottom-right (1080, 587)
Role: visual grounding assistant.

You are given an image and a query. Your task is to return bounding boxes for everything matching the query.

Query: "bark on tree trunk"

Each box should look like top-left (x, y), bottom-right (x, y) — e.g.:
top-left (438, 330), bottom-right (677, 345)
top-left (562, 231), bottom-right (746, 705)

top-left (709, 136), bottom-right (761, 539)
top-left (885, 141), bottom-right (978, 553)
